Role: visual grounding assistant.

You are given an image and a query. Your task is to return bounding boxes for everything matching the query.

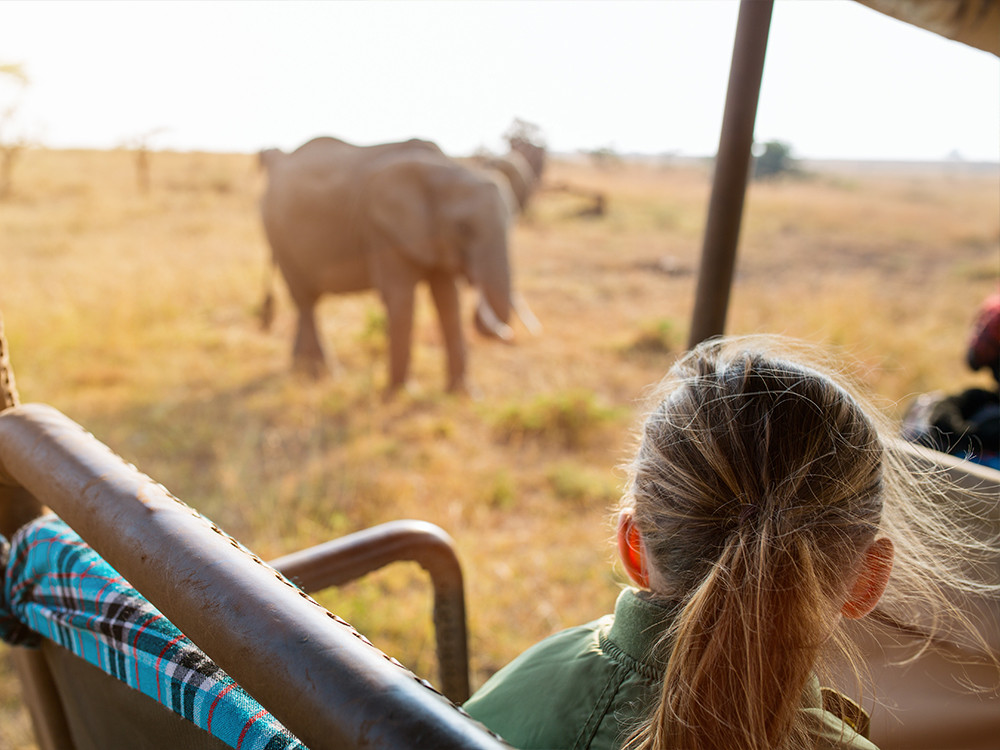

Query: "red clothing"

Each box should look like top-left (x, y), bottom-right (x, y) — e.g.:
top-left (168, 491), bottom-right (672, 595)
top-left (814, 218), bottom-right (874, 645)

top-left (967, 293), bottom-right (1000, 381)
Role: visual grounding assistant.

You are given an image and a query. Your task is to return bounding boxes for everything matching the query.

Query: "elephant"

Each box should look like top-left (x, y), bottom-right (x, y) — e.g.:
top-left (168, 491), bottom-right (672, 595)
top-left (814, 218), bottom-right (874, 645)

top-left (475, 151), bottom-right (537, 213)
top-left (258, 136), bottom-right (531, 395)
top-left (508, 137), bottom-right (546, 185)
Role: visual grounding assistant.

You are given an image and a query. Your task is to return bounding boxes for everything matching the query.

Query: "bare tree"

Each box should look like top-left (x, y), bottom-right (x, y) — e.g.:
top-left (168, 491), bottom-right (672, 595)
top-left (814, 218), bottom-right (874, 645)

top-left (0, 63), bottom-right (30, 199)
top-left (120, 128), bottom-right (168, 193)
top-left (503, 118), bottom-right (547, 184)
top-left (502, 118), bottom-right (545, 148)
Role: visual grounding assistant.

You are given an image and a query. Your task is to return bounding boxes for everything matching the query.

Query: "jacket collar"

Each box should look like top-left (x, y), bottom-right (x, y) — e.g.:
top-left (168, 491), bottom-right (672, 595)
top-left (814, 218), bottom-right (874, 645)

top-left (603, 588), bottom-right (676, 678)
top-left (604, 589), bottom-right (852, 725)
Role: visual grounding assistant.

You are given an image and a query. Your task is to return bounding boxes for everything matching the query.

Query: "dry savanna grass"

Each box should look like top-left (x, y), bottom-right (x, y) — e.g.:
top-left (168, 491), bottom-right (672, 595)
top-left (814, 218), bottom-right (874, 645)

top-left (0, 147), bottom-right (997, 747)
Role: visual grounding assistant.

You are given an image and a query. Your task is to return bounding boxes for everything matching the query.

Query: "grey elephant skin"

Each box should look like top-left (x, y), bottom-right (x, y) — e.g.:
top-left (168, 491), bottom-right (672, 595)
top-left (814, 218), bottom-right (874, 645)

top-left (259, 137), bottom-right (516, 395)
top-left (477, 151), bottom-right (537, 213)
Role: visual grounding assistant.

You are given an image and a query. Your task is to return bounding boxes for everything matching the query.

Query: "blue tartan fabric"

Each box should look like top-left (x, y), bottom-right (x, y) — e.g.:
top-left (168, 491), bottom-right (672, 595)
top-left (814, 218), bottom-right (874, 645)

top-left (0, 515), bottom-right (307, 750)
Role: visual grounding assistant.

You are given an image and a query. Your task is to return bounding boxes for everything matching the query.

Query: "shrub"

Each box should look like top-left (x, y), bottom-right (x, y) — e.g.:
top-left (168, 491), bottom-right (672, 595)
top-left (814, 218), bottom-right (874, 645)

top-left (546, 462), bottom-right (620, 506)
top-left (357, 306), bottom-right (387, 356)
top-left (486, 469), bottom-right (517, 510)
top-left (489, 390), bottom-right (623, 449)
top-left (622, 318), bottom-right (678, 356)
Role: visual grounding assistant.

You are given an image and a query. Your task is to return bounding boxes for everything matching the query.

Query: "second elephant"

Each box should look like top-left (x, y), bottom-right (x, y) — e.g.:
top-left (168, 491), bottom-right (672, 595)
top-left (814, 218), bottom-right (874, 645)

top-left (259, 136), bottom-right (523, 394)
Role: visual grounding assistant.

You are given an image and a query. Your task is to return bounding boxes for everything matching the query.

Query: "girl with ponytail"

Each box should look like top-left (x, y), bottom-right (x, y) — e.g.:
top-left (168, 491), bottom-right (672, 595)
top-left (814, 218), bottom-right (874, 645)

top-left (464, 336), bottom-right (998, 750)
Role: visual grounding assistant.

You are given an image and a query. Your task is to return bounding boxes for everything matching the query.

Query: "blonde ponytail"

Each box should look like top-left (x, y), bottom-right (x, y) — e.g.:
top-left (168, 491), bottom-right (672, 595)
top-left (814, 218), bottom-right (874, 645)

top-left (623, 337), bottom-right (890, 750)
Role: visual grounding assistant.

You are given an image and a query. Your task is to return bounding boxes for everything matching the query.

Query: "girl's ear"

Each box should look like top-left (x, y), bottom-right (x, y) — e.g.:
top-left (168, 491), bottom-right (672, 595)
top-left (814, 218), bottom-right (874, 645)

top-left (841, 537), bottom-right (895, 620)
top-left (617, 509), bottom-right (650, 589)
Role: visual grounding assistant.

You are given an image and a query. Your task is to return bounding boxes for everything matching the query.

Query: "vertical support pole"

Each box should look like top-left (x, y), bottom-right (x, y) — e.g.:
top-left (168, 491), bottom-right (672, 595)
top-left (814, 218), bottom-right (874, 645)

top-left (687, 0), bottom-right (774, 348)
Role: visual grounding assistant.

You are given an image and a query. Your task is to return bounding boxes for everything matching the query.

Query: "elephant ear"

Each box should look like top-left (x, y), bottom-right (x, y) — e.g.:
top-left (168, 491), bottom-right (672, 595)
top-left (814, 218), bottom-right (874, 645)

top-left (433, 165), bottom-right (514, 270)
top-left (364, 157), bottom-right (464, 274)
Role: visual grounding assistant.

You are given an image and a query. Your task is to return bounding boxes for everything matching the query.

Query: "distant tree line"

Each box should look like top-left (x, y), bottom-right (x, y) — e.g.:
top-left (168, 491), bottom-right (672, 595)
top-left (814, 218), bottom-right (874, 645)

top-left (753, 140), bottom-right (799, 180)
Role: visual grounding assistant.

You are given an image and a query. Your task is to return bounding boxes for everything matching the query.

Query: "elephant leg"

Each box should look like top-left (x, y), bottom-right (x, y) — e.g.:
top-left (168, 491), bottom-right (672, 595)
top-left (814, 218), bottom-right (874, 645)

top-left (427, 271), bottom-right (468, 394)
top-left (292, 304), bottom-right (329, 378)
top-left (381, 282), bottom-right (417, 394)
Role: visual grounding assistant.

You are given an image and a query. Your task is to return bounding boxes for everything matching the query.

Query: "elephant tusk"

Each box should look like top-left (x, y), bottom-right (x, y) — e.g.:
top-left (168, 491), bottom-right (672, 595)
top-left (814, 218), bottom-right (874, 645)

top-left (512, 292), bottom-right (542, 336)
top-left (475, 297), bottom-right (515, 343)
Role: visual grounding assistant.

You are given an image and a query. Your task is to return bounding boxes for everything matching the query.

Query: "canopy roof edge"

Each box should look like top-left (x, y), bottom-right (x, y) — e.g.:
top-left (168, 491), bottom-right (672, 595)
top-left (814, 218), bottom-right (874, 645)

top-left (855, 0), bottom-right (1000, 56)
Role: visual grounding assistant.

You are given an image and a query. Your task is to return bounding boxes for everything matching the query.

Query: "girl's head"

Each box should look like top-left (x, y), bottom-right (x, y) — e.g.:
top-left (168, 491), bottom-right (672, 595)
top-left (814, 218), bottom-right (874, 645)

top-left (619, 338), bottom-right (896, 750)
top-left (621, 338), bottom-right (892, 612)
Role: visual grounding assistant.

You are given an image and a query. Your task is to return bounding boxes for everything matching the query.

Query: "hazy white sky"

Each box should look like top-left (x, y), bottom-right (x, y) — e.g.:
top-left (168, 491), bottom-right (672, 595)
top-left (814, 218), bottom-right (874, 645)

top-left (1, 0), bottom-right (998, 161)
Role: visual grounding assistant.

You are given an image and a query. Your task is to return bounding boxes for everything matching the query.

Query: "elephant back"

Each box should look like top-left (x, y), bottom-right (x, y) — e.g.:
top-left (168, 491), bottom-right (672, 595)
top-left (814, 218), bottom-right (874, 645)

top-left (274, 137), bottom-right (446, 186)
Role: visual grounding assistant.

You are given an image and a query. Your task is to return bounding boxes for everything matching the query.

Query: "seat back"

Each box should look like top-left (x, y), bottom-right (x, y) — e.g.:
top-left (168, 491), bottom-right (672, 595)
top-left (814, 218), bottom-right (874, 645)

top-left (829, 442), bottom-right (1000, 750)
top-left (8, 515), bottom-right (474, 750)
top-left (24, 640), bottom-right (233, 750)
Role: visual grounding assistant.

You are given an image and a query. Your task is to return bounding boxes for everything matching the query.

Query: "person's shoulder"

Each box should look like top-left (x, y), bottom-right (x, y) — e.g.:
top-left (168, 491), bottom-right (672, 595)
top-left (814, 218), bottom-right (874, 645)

top-left (463, 615), bottom-right (620, 749)
top-left (465, 615), bottom-right (612, 709)
top-left (491, 615), bottom-right (613, 669)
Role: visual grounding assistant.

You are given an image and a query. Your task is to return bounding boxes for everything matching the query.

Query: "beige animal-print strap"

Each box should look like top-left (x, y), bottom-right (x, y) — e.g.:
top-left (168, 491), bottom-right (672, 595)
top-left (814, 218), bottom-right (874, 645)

top-left (0, 311), bottom-right (19, 410)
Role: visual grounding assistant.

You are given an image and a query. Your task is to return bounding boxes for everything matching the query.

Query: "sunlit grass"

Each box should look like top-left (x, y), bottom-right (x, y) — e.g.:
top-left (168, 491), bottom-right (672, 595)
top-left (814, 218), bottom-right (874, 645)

top-left (487, 390), bottom-right (625, 449)
top-left (1, 149), bottom-right (997, 747)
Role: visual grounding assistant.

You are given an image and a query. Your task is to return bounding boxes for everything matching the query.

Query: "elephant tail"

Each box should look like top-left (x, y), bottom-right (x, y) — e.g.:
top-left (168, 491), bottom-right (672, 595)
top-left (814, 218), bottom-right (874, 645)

top-left (259, 256), bottom-right (277, 331)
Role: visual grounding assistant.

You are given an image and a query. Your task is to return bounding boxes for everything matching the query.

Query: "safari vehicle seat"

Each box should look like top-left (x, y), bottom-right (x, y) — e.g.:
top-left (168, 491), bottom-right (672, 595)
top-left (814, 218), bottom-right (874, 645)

top-left (7, 510), bottom-right (480, 750)
top-left (832, 446), bottom-right (1000, 750)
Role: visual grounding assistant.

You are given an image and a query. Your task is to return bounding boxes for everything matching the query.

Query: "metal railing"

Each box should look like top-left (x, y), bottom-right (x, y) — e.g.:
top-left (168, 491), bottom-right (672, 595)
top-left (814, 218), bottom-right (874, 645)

top-left (0, 402), bottom-right (506, 750)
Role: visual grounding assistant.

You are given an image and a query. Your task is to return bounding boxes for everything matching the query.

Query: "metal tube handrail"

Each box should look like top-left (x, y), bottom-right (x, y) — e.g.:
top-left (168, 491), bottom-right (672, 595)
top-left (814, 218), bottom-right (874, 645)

top-left (270, 520), bottom-right (471, 702)
top-left (0, 404), bottom-right (507, 750)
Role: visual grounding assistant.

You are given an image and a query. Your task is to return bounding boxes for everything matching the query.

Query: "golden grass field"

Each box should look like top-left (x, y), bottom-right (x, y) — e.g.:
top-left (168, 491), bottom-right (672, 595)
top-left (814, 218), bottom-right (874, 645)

top-left (0, 147), bottom-right (997, 747)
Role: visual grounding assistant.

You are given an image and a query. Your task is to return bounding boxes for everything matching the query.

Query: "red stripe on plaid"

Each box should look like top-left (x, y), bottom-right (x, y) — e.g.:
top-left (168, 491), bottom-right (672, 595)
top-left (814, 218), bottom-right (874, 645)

top-left (156, 635), bottom-right (185, 708)
top-left (208, 682), bottom-right (238, 733)
top-left (81, 559), bottom-right (127, 631)
top-left (93, 573), bottom-right (125, 602)
top-left (9, 535), bottom-right (79, 597)
top-left (154, 633), bottom-right (185, 702)
top-left (237, 709), bottom-right (269, 749)
top-left (21, 531), bottom-right (78, 557)
top-left (130, 613), bottom-right (164, 691)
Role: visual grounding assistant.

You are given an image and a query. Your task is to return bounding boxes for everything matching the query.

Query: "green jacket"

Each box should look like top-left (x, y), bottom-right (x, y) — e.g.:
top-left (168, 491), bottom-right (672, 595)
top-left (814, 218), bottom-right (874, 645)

top-left (464, 589), bottom-right (878, 750)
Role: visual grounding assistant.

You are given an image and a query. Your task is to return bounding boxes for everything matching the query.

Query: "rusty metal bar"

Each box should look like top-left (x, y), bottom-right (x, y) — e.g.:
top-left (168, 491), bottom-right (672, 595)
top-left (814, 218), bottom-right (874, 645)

top-left (0, 315), bottom-right (74, 749)
top-left (688, 0), bottom-right (774, 348)
top-left (0, 404), bottom-right (507, 750)
top-left (270, 520), bottom-right (471, 703)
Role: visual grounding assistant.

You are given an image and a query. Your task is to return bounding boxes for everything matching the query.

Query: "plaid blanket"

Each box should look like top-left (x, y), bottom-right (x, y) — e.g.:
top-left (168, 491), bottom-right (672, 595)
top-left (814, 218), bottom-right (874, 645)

top-left (0, 515), bottom-right (306, 750)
